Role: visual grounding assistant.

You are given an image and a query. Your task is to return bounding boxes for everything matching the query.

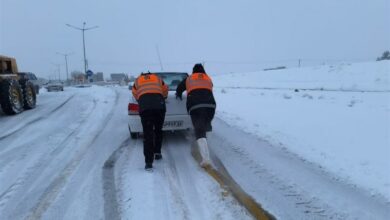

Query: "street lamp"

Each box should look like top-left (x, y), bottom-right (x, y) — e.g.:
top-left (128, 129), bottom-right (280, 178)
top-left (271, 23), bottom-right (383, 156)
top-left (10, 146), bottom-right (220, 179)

top-left (56, 52), bottom-right (73, 83)
top-left (66, 22), bottom-right (98, 76)
top-left (50, 63), bottom-right (61, 81)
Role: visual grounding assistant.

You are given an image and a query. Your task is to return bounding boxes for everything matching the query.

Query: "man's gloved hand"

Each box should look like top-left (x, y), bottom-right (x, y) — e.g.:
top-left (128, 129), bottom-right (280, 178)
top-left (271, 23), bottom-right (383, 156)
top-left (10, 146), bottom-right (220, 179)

top-left (175, 92), bottom-right (182, 100)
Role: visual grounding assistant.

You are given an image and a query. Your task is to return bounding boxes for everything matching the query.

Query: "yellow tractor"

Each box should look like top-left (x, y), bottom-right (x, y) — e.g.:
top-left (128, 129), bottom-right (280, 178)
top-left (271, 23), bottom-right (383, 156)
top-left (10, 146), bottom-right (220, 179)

top-left (0, 55), bottom-right (36, 115)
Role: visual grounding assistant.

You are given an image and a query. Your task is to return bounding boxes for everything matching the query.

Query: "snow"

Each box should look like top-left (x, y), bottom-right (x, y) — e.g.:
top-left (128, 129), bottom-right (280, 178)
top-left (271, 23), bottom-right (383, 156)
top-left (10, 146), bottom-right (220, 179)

top-left (0, 61), bottom-right (389, 220)
top-left (117, 133), bottom-right (251, 220)
top-left (212, 61), bottom-right (390, 201)
top-left (0, 86), bottom-right (251, 220)
top-left (215, 61), bottom-right (389, 92)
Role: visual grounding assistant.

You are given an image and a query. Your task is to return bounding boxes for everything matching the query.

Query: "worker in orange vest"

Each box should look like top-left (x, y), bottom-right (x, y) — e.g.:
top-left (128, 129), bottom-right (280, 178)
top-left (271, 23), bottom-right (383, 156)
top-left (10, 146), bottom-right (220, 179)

top-left (176, 64), bottom-right (216, 167)
top-left (132, 72), bottom-right (168, 171)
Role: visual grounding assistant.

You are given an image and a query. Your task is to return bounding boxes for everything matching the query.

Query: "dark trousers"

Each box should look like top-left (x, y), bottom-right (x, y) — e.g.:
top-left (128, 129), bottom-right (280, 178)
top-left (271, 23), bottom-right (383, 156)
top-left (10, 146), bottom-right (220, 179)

top-left (140, 109), bottom-right (166, 164)
top-left (190, 107), bottom-right (215, 139)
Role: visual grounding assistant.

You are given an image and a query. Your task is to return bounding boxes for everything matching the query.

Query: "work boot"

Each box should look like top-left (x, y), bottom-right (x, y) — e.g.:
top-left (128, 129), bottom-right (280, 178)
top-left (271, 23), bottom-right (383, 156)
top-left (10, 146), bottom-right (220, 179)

top-left (197, 138), bottom-right (211, 167)
top-left (154, 153), bottom-right (162, 160)
top-left (145, 163), bottom-right (153, 171)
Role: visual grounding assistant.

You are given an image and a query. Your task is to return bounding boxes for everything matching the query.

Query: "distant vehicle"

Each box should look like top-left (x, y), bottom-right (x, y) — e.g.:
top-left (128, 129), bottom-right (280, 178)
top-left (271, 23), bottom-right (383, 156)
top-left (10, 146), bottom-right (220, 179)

top-left (127, 76), bottom-right (135, 90)
top-left (0, 55), bottom-right (37, 115)
top-left (128, 81), bottom-right (134, 90)
top-left (46, 82), bottom-right (64, 92)
top-left (18, 72), bottom-right (40, 94)
top-left (128, 72), bottom-right (192, 139)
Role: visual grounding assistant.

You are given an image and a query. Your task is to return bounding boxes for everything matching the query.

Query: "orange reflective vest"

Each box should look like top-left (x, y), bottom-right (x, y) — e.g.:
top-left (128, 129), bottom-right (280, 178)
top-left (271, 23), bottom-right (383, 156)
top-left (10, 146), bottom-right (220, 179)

top-left (132, 74), bottom-right (168, 100)
top-left (185, 73), bottom-right (213, 94)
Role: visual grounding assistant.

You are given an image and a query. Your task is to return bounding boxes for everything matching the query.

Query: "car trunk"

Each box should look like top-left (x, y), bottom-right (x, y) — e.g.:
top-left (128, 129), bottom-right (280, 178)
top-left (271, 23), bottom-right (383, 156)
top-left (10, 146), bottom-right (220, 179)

top-left (129, 91), bottom-right (188, 116)
top-left (165, 91), bottom-right (187, 115)
top-left (130, 72), bottom-right (189, 116)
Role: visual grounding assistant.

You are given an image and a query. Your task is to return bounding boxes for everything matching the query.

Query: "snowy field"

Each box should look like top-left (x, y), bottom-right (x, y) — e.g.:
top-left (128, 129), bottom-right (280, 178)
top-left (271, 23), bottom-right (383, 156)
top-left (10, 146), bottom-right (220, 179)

top-left (0, 61), bottom-right (389, 220)
top-left (212, 61), bottom-right (390, 214)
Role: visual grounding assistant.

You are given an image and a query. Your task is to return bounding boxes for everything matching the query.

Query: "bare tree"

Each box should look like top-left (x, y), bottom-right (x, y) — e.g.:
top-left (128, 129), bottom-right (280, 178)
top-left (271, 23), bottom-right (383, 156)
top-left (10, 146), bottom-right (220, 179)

top-left (377, 50), bottom-right (390, 61)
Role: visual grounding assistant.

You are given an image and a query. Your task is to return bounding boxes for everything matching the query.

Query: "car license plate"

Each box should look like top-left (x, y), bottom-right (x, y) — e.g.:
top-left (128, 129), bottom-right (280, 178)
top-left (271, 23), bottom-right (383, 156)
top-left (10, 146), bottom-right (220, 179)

top-left (164, 120), bottom-right (183, 127)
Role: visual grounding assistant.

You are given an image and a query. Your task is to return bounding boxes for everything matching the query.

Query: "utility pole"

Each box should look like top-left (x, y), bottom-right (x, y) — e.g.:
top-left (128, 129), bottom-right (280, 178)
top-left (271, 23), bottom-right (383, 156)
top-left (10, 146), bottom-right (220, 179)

top-left (51, 63), bottom-right (61, 81)
top-left (156, 45), bottom-right (163, 71)
top-left (66, 22), bottom-right (98, 76)
top-left (298, 59), bottom-right (301, 68)
top-left (57, 52), bottom-right (73, 83)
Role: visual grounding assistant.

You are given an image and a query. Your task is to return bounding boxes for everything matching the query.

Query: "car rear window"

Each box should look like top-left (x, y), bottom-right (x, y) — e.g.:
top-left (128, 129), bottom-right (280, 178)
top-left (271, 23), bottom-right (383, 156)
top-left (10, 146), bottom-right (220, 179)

top-left (29, 74), bottom-right (37, 80)
top-left (155, 72), bottom-right (188, 91)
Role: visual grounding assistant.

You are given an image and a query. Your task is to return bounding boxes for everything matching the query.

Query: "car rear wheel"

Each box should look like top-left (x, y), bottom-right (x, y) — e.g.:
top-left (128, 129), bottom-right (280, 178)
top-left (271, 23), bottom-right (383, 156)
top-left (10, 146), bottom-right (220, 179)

top-left (128, 126), bottom-right (138, 139)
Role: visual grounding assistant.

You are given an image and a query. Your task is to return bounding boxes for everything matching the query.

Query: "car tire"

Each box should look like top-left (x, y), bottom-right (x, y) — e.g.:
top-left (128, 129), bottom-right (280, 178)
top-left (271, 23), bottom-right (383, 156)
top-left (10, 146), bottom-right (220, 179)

top-left (128, 126), bottom-right (138, 139)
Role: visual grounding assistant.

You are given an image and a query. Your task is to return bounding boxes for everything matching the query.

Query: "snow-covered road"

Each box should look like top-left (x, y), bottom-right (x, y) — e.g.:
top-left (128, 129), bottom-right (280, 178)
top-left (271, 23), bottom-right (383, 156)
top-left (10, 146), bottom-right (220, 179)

top-left (209, 118), bottom-right (390, 219)
top-left (1, 84), bottom-right (389, 220)
top-left (0, 86), bottom-right (251, 220)
top-left (117, 132), bottom-right (251, 220)
top-left (0, 86), bottom-right (125, 219)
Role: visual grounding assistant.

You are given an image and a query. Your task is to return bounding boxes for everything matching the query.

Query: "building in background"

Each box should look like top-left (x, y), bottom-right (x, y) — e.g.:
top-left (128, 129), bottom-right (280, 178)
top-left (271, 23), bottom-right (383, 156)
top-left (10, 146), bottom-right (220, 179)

top-left (110, 73), bottom-right (128, 85)
top-left (92, 72), bottom-right (104, 82)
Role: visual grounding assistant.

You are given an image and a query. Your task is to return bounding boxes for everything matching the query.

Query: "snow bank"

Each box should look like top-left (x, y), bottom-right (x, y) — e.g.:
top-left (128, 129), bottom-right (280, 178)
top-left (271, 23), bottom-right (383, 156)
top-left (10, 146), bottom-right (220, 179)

top-left (214, 61), bottom-right (389, 91)
top-left (213, 61), bottom-right (390, 200)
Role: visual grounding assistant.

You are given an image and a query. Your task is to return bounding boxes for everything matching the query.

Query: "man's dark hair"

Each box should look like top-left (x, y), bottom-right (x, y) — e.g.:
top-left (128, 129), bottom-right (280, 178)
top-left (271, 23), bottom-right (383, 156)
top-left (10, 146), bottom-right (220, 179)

top-left (193, 63), bottom-right (206, 73)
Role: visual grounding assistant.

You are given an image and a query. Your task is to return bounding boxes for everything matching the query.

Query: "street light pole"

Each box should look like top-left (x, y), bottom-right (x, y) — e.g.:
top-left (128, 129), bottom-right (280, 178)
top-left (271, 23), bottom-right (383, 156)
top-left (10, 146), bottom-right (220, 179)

top-left (82, 22), bottom-right (87, 73)
top-left (51, 63), bottom-right (61, 81)
top-left (66, 22), bottom-right (98, 76)
top-left (56, 52), bottom-right (73, 83)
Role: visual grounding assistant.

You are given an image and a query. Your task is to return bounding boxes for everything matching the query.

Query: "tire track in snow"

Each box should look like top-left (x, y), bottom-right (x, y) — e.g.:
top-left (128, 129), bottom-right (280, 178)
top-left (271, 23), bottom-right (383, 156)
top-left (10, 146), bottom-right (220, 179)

top-left (0, 94), bottom-right (76, 141)
top-left (102, 138), bottom-right (130, 220)
top-left (118, 131), bottom-right (253, 220)
top-left (24, 90), bottom-right (119, 220)
top-left (163, 132), bottom-right (248, 220)
top-left (0, 93), bottom-right (96, 174)
top-left (163, 147), bottom-right (191, 220)
top-left (208, 117), bottom-right (390, 219)
top-left (191, 142), bottom-right (275, 220)
top-left (118, 136), bottom-right (191, 220)
top-left (208, 129), bottom-right (344, 219)
top-left (0, 99), bottom-right (98, 206)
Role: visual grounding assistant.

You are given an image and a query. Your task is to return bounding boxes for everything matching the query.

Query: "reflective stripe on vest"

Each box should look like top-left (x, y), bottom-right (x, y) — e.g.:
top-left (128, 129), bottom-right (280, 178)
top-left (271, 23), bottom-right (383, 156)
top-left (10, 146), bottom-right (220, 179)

top-left (188, 103), bottom-right (216, 114)
top-left (185, 73), bottom-right (213, 94)
top-left (134, 74), bottom-right (163, 99)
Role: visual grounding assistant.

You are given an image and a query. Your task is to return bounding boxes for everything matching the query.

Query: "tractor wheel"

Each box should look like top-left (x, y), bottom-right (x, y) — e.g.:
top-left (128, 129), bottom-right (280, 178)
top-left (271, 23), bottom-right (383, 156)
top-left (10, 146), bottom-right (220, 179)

top-left (0, 79), bottom-right (24, 115)
top-left (20, 80), bottom-right (37, 109)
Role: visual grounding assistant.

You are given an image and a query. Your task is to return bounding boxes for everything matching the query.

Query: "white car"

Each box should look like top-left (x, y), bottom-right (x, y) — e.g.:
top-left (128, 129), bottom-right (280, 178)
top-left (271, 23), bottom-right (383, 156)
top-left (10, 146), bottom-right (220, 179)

top-left (128, 72), bottom-right (192, 139)
top-left (45, 82), bottom-right (64, 92)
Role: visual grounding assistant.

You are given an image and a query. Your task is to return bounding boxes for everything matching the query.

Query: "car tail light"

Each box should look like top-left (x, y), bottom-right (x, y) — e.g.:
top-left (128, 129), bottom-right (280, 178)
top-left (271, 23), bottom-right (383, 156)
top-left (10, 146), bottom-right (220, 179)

top-left (128, 103), bottom-right (139, 115)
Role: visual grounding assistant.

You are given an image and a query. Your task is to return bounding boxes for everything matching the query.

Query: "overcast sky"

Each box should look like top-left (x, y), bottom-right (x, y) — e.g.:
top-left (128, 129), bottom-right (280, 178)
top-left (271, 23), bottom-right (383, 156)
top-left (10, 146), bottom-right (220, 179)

top-left (1, 0), bottom-right (389, 79)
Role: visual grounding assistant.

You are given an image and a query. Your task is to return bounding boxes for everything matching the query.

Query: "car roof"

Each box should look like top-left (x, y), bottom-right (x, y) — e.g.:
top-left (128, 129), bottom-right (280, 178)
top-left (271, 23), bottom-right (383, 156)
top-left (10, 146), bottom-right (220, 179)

top-left (154, 72), bottom-right (187, 74)
top-left (18, 72), bottom-right (35, 75)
